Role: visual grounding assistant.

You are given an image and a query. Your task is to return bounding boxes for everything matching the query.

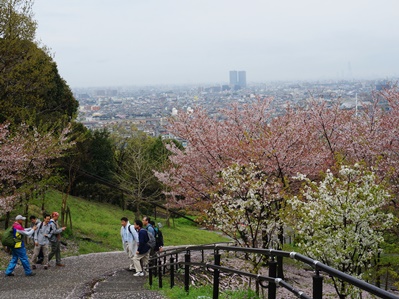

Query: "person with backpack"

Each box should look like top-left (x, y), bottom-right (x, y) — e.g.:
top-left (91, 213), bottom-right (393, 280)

top-left (31, 214), bottom-right (52, 270)
top-left (132, 220), bottom-right (151, 277)
top-left (149, 221), bottom-right (164, 253)
top-left (47, 211), bottom-right (66, 267)
top-left (120, 217), bottom-right (138, 271)
top-left (143, 216), bottom-right (156, 257)
top-left (142, 216), bottom-right (155, 237)
top-left (4, 215), bottom-right (37, 277)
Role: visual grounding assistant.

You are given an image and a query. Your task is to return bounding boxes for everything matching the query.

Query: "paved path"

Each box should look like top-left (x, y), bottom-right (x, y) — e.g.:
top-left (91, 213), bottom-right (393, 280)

top-left (0, 251), bottom-right (165, 299)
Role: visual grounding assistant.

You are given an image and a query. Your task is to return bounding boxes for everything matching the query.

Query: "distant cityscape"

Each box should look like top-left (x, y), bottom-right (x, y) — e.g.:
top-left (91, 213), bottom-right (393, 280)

top-left (73, 73), bottom-right (396, 140)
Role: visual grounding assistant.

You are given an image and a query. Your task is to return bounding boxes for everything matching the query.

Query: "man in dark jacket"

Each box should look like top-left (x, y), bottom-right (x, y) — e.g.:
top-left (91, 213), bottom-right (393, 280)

top-left (132, 220), bottom-right (150, 277)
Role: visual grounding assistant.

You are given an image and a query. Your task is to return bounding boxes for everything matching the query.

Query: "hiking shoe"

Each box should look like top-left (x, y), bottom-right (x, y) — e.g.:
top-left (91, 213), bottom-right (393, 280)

top-left (5, 273), bottom-right (14, 277)
top-left (133, 271), bottom-right (144, 277)
top-left (26, 273), bottom-right (36, 277)
top-left (56, 263), bottom-right (65, 267)
top-left (32, 265), bottom-right (37, 270)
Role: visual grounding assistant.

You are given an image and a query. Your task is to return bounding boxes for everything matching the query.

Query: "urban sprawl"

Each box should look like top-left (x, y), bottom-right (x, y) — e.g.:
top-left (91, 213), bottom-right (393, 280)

top-left (74, 77), bottom-right (394, 140)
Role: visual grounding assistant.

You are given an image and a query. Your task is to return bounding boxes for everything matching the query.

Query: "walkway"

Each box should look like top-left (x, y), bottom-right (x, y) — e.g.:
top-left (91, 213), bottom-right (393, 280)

top-left (0, 251), bottom-right (164, 299)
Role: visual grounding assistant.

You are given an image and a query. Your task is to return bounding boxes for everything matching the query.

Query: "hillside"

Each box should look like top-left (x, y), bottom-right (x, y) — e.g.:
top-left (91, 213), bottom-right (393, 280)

top-left (0, 189), bottom-right (230, 269)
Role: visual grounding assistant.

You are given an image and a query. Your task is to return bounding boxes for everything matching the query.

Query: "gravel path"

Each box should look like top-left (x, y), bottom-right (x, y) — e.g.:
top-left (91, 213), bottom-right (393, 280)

top-left (0, 251), bottom-right (164, 299)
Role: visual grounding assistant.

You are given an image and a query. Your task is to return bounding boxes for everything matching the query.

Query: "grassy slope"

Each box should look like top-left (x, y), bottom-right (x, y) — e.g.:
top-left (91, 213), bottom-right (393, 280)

top-left (0, 189), bottom-right (230, 268)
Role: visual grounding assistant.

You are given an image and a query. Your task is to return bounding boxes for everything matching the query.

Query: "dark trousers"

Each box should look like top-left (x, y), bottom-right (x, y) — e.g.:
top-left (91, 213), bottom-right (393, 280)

top-left (48, 240), bottom-right (61, 264)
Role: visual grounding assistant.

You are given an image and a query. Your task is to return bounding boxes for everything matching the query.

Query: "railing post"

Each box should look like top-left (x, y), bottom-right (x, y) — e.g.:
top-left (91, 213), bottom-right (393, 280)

top-left (268, 257), bottom-right (277, 299)
top-left (175, 253), bottom-right (179, 272)
top-left (170, 256), bottom-right (175, 288)
top-left (153, 254), bottom-right (158, 277)
top-left (184, 251), bottom-right (190, 293)
top-left (277, 256), bottom-right (284, 279)
top-left (163, 254), bottom-right (167, 274)
top-left (149, 258), bottom-right (153, 287)
top-left (213, 249), bottom-right (221, 299)
top-left (313, 270), bottom-right (323, 299)
top-left (158, 257), bottom-right (163, 288)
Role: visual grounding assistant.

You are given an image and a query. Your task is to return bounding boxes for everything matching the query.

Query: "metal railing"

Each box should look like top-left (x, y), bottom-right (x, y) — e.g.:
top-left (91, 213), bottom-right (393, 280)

top-left (146, 244), bottom-right (399, 299)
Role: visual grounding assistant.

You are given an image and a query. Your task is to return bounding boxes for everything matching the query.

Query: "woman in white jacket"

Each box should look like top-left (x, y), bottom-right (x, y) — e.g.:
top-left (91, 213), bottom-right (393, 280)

top-left (120, 217), bottom-right (139, 271)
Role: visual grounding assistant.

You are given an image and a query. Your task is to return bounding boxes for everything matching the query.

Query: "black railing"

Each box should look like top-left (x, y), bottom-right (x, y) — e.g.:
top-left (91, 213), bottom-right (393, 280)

top-left (147, 244), bottom-right (399, 299)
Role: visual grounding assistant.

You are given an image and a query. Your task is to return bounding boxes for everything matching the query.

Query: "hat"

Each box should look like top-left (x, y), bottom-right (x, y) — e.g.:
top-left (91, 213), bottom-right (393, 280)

top-left (51, 212), bottom-right (59, 217)
top-left (15, 215), bottom-right (26, 220)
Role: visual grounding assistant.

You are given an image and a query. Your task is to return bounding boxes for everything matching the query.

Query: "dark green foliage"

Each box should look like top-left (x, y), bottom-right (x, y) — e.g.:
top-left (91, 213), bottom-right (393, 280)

top-left (59, 127), bottom-right (119, 204)
top-left (0, 39), bottom-right (78, 126)
top-left (84, 129), bottom-right (116, 180)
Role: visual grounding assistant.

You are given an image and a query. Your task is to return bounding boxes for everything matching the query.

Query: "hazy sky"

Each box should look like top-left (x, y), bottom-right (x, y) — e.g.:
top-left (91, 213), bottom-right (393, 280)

top-left (33, 0), bottom-right (399, 87)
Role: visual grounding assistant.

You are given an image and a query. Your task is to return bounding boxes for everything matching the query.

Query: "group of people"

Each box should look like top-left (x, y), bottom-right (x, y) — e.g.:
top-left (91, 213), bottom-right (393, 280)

top-left (4, 213), bottom-right (162, 278)
top-left (120, 216), bottom-right (164, 277)
top-left (4, 212), bottom-right (66, 277)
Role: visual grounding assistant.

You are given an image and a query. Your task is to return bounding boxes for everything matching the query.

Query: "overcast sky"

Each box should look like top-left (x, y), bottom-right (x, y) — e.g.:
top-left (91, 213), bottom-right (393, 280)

top-left (33, 0), bottom-right (399, 88)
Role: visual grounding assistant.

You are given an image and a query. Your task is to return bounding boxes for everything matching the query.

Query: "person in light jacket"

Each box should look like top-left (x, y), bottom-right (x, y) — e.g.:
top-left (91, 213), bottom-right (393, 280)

top-left (29, 215), bottom-right (44, 264)
top-left (120, 217), bottom-right (139, 271)
top-left (31, 214), bottom-right (51, 270)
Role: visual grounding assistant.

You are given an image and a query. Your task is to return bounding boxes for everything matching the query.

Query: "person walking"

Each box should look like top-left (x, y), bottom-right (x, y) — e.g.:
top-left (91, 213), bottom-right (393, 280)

top-left (120, 217), bottom-right (138, 271)
top-left (29, 215), bottom-right (41, 233)
top-left (142, 216), bottom-right (155, 237)
top-left (29, 215), bottom-right (44, 264)
top-left (132, 220), bottom-right (151, 277)
top-left (4, 215), bottom-right (37, 277)
top-left (48, 212), bottom-right (66, 267)
top-left (150, 220), bottom-right (164, 253)
top-left (31, 214), bottom-right (51, 270)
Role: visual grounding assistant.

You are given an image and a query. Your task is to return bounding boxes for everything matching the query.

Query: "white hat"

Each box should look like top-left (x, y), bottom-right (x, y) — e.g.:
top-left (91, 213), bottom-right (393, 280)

top-left (15, 215), bottom-right (26, 220)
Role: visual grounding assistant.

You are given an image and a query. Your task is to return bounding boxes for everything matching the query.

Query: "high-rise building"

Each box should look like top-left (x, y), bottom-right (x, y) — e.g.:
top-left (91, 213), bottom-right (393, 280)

top-left (229, 70), bottom-right (246, 88)
top-left (229, 71), bottom-right (238, 85)
top-left (238, 71), bottom-right (246, 88)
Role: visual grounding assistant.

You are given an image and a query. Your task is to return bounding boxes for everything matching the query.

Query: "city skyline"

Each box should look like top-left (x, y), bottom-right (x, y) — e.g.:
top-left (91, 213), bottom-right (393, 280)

top-left (229, 70), bottom-right (247, 88)
top-left (33, 0), bottom-right (399, 87)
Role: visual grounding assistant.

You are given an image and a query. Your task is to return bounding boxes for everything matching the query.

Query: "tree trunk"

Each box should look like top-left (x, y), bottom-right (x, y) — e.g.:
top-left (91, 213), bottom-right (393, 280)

top-left (5, 212), bottom-right (10, 229)
top-left (41, 188), bottom-right (46, 212)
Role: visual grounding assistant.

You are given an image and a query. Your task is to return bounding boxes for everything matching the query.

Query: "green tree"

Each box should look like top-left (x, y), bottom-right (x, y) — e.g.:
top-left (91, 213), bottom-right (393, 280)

top-left (113, 128), bottom-right (167, 216)
top-left (0, 0), bottom-right (36, 41)
top-left (64, 128), bottom-right (117, 202)
top-left (0, 0), bottom-right (78, 126)
top-left (0, 39), bottom-right (78, 126)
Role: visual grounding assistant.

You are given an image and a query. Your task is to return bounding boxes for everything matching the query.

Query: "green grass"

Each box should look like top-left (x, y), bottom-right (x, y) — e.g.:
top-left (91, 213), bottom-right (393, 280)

top-left (1, 189), bottom-right (230, 258)
top-left (150, 283), bottom-right (260, 299)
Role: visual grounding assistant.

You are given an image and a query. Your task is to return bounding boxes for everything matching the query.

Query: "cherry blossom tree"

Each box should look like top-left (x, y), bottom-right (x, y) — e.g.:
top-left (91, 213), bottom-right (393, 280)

top-left (156, 90), bottom-right (399, 253)
top-left (285, 164), bottom-right (394, 299)
top-left (206, 162), bottom-right (283, 272)
top-left (0, 123), bottom-right (26, 214)
top-left (0, 123), bottom-right (72, 217)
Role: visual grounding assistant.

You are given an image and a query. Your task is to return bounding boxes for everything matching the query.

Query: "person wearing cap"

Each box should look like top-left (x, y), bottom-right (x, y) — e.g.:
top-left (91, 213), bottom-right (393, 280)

top-left (4, 215), bottom-right (37, 277)
top-left (47, 212), bottom-right (66, 267)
